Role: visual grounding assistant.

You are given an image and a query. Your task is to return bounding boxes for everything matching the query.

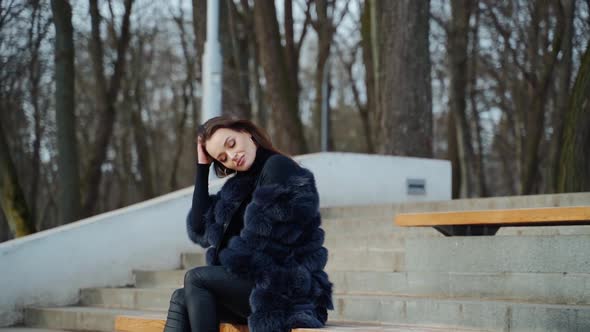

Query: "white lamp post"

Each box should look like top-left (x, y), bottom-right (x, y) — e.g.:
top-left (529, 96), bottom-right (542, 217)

top-left (200, 0), bottom-right (223, 123)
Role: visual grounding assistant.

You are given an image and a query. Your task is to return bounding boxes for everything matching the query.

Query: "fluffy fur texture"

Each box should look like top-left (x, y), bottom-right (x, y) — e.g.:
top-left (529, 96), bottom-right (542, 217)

top-left (186, 157), bottom-right (333, 332)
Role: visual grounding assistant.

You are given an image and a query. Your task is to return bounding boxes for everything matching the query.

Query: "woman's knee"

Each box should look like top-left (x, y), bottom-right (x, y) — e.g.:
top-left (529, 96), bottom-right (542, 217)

top-left (170, 288), bottom-right (185, 305)
top-left (184, 266), bottom-right (209, 289)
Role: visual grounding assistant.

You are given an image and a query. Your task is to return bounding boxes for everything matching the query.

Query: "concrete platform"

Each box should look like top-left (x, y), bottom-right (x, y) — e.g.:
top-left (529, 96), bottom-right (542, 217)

top-left (405, 234), bottom-right (590, 273)
top-left (133, 268), bottom-right (590, 304)
top-left (331, 294), bottom-right (590, 331)
top-left (181, 249), bottom-right (407, 272)
top-left (24, 307), bottom-right (162, 332)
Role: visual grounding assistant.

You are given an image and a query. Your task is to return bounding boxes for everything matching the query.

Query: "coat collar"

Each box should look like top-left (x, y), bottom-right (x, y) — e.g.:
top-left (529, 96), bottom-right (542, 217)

top-left (235, 145), bottom-right (276, 177)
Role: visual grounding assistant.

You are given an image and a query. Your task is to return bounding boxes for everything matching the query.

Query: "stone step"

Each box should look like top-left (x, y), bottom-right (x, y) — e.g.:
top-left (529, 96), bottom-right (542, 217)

top-left (326, 249), bottom-right (405, 272)
top-left (496, 224), bottom-right (590, 236)
top-left (404, 234), bottom-right (590, 273)
top-left (330, 271), bottom-right (590, 305)
top-left (331, 294), bottom-right (590, 331)
top-left (23, 306), bottom-right (161, 332)
top-left (320, 192), bottom-right (590, 220)
top-left (22, 300), bottom-right (486, 332)
top-left (324, 233), bottom-right (405, 251)
top-left (321, 217), bottom-right (404, 236)
top-left (79, 288), bottom-right (590, 331)
top-left (322, 216), bottom-right (590, 238)
top-left (134, 268), bottom-right (590, 305)
top-left (321, 206), bottom-right (397, 219)
top-left (115, 314), bottom-right (485, 332)
top-left (101, 262), bottom-right (590, 307)
top-left (133, 269), bottom-right (186, 288)
top-left (181, 249), bottom-right (406, 272)
top-left (0, 329), bottom-right (82, 332)
top-left (80, 288), bottom-right (174, 311)
top-left (180, 252), bottom-right (206, 268)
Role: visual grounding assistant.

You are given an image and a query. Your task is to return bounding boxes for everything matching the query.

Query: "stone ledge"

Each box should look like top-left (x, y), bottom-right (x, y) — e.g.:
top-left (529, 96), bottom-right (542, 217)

top-left (114, 315), bottom-right (485, 332)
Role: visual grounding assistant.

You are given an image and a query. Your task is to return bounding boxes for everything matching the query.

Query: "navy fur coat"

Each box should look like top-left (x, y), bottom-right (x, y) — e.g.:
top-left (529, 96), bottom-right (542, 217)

top-left (186, 154), bottom-right (334, 332)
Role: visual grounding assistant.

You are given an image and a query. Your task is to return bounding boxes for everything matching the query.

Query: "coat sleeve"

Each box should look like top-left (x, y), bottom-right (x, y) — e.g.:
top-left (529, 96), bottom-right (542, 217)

top-left (186, 163), bottom-right (218, 247)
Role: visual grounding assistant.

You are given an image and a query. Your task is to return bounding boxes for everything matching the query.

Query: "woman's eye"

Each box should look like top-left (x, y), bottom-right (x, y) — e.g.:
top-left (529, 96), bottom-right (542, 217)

top-left (230, 140), bottom-right (235, 147)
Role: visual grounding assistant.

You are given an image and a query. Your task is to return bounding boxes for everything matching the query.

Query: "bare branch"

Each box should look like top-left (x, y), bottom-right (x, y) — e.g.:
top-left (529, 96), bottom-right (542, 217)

top-left (296, 0), bottom-right (312, 56)
top-left (482, 2), bottom-right (535, 84)
top-left (333, 0), bottom-right (352, 30)
top-left (430, 11), bottom-right (449, 35)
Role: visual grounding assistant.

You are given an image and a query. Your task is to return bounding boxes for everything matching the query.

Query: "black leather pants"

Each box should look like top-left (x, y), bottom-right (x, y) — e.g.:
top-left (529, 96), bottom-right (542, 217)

top-left (163, 265), bottom-right (254, 332)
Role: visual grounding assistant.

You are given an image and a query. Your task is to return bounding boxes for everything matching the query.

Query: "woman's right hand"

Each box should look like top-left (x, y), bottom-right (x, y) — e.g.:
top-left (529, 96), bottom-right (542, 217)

top-left (197, 138), bottom-right (213, 165)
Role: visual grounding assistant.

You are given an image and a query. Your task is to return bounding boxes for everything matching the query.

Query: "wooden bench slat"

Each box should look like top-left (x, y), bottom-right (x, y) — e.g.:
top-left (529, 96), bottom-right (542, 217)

top-left (114, 315), bottom-right (484, 331)
top-left (115, 315), bottom-right (166, 332)
top-left (115, 315), bottom-right (248, 332)
top-left (394, 206), bottom-right (590, 227)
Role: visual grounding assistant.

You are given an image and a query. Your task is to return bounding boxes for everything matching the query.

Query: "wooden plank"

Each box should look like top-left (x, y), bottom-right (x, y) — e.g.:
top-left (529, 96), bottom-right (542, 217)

top-left (114, 315), bottom-right (485, 332)
top-left (115, 315), bottom-right (166, 332)
top-left (115, 315), bottom-right (249, 332)
top-left (219, 323), bottom-right (249, 332)
top-left (394, 206), bottom-right (590, 227)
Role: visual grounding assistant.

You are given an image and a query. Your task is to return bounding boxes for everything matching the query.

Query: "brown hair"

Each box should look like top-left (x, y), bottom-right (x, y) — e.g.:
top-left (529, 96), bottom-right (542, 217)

top-left (197, 116), bottom-right (286, 177)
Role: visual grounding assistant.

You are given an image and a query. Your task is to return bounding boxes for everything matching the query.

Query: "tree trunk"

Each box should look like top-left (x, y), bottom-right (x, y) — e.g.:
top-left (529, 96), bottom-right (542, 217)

top-left (253, 0), bottom-right (307, 154)
top-left (449, 0), bottom-right (474, 197)
top-left (131, 73), bottom-right (155, 198)
top-left (311, 0), bottom-right (335, 152)
top-left (83, 0), bottom-right (133, 216)
top-left (0, 124), bottom-right (34, 237)
top-left (360, 0), bottom-right (375, 153)
top-left (369, 0), bottom-right (382, 147)
top-left (171, 12), bottom-right (196, 191)
top-left (50, 0), bottom-right (81, 223)
top-left (548, 0), bottom-right (575, 193)
top-left (468, 1), bottom-right (488, 197)
top-left (28, 1), bottom-right (51, 225)
top-left (376, 0), bottom-right (432, 157)
top-left (224, 0), bottom-right (251, 119)
top-left (447, 111), bottom-right (461, 198)
top-left (220, 0), bottom-right (250, 119)
top-left (557, 43), bottom-right (590, 192)
top-left (520, 1), bottom-right (564, 194)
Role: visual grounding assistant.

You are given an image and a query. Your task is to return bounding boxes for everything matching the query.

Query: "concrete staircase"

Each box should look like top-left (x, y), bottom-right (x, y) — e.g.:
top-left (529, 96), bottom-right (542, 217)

top-left (4, 204), bottom-right (590, 331)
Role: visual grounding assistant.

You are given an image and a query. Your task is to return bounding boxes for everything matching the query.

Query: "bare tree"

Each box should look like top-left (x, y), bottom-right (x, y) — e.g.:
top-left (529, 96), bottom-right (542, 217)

top-left (548, 0), bottom-right (576, 193)
top-left (557, 42), bottom-right (590, 192)
top-left (449, 0), bottom-right (475, 197)
top-left (83, 0), bottom-right (134, 216)
top-left (170, 9), bottom-right (195, 191)
top-left (127, 32), bottom-right (155, 199)
top-left (484, 1), bottom-right (565, 194)
top-left (359, 0), bottom-right (375, 153)
top-left (253, 0), bottom-right (308, 154)
top-left (467, 1), bottom-right (488, 197)
top-left (0, 124), bottom-right (34, 238)
top-left (375, 0), bottom-right (433, 157)
top-left (309, 0), bottom-right (350, 151)
top-left (51, 0), bottom-right (81, 223)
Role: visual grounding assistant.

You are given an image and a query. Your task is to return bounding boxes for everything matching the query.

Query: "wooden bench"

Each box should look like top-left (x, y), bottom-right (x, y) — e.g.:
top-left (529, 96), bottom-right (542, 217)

top-left (394, 206), bottom-right (590, 236)
top-left (115, 314), bottom-right (249, 332)
top-left (114, 314), bottom-right (485, 331)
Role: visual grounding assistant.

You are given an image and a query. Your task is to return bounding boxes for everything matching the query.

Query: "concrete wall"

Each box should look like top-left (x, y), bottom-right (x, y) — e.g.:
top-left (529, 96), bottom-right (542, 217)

top-left (0, 153), bottom-right (450, 326)
top-left (297, 152), bottom-right (451, 206)
top-left (0, 189), bottom-right (197, 326)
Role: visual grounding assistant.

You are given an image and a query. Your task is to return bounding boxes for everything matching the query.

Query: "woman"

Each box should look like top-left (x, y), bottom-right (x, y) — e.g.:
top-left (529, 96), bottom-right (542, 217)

top-left (163, 116), bottom-right (333, 332)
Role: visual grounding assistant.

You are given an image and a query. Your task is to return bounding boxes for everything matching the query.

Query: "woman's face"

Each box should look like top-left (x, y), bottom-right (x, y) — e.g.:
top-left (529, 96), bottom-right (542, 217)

top-left (205, 128), bottom-right (257, 172)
